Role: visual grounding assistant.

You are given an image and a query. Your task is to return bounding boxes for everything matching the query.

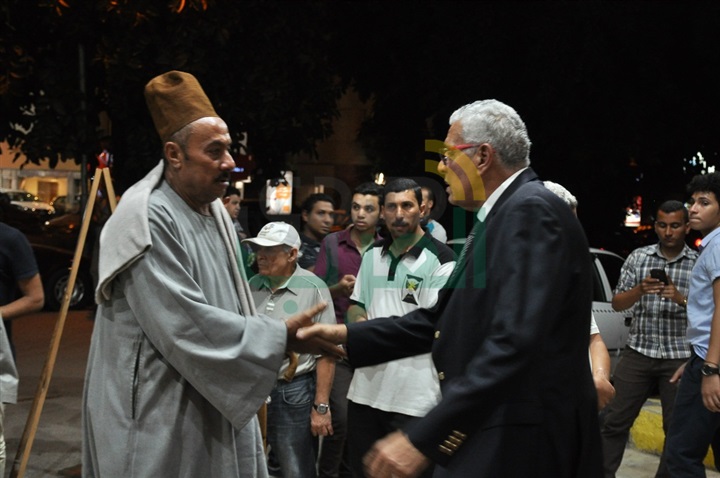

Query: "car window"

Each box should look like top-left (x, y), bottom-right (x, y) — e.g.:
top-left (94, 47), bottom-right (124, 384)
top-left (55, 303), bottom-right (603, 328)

top-left (9, 192), bottom-right (37, 201)
top-left (596, 253), bottom-right (624, 293)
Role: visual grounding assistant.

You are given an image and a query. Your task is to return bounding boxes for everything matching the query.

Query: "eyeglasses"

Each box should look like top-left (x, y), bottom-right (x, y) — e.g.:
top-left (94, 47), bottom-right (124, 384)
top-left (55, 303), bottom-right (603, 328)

top-left (438, 143), bottom-right (482, 165)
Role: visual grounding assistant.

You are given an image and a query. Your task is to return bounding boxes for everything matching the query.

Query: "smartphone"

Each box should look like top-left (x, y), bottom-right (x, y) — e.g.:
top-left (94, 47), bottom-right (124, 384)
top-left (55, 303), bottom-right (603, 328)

top-left (650, 268), bottom-right (668, 285)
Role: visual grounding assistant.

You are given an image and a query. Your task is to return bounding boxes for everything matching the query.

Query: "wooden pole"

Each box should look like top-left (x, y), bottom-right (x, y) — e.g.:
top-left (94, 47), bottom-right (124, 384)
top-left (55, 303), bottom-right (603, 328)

top-left (10, 169), bottom-right (115, 478)
top-left (102, 168), bottom-right (117, 212)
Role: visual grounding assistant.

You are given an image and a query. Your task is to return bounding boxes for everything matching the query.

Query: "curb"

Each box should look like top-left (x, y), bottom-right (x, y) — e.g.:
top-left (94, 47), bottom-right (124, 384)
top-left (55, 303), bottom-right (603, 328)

top-left (629, 398), bottom-right (715, 468)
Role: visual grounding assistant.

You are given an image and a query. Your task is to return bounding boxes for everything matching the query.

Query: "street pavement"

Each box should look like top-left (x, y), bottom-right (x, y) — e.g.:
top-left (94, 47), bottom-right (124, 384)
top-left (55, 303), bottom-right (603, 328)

top-left (3, 310), bottom-right (719, 477)
top-left (4, 310), bottom-right (90, 478)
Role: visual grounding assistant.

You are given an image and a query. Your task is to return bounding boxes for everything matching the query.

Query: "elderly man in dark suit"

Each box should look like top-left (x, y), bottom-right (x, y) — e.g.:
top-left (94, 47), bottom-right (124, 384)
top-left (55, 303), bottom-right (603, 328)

top-left (298, 99), bottom-right (602, 478)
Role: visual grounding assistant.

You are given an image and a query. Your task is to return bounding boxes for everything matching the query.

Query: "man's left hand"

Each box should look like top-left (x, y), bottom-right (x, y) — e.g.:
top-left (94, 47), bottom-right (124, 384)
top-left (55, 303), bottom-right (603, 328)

top-left (658, 280), bottom-right (679, 301)
top-left (311, 409), bottom-right (334, 437)
top-left (702, 374), bottom-right (720, 412)
top-left (594, 375), bottom-right (616, 410)
top-left (363, 431), bottom-right (431, 478)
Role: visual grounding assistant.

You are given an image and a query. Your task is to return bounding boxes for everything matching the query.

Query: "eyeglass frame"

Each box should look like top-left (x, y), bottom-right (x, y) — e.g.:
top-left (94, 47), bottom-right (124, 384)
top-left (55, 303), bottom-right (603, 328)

top-left (438, 143), bottom-right (483, 165)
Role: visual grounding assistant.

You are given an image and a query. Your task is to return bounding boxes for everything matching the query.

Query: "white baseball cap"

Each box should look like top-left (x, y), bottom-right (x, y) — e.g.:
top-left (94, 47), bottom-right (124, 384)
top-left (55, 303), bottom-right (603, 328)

top-left (243, 222), bottom-right (302, 250)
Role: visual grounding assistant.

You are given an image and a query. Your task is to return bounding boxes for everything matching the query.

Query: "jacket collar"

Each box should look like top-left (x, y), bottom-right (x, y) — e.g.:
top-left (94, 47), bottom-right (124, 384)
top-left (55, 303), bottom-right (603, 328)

top-left (483, 167), bottom-right (539, 224)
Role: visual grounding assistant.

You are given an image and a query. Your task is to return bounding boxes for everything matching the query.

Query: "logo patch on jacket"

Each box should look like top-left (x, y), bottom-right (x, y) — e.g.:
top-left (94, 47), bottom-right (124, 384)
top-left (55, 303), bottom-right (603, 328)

top-left (402, 274), bottom-right (423, 305)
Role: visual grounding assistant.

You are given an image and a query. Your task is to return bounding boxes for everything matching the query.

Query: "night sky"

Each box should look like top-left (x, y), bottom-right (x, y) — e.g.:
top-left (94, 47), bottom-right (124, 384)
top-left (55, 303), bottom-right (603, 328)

top-left (357, 2), bottom-right (720, 250)
top-left (6, 1), bottom-right (720, 252)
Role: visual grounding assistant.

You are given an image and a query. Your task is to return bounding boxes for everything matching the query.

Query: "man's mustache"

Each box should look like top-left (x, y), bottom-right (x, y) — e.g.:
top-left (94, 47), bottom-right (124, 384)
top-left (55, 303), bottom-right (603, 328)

top-left (391, 220), bottom-right (408, 227)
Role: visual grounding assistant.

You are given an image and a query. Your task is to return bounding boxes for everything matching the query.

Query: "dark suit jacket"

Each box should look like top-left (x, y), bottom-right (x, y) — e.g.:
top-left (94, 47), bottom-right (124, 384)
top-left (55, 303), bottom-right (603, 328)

top-left (346, 168), bottom-right (602, 477)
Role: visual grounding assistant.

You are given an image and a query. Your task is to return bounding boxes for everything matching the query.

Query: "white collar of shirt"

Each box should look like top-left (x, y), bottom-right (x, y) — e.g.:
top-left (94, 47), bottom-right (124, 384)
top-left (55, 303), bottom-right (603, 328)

top-left (477, 167), bottom-right (528, 222)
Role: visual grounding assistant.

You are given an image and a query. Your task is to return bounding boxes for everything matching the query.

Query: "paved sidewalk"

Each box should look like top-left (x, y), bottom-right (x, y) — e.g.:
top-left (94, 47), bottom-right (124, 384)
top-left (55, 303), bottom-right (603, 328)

top-left (3, 311), bottom-right (717, 477)
top-left (3, 311), bottom-right (90, 478)
top-left (625, 397), bottom-right (720, 477)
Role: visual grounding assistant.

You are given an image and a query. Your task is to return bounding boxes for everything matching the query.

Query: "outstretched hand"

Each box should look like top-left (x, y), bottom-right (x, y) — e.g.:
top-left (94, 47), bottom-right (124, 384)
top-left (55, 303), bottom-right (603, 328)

top-left (285, 302), bottom-right (346, 359)
top-left (296, 322), bottom-right (349, 347)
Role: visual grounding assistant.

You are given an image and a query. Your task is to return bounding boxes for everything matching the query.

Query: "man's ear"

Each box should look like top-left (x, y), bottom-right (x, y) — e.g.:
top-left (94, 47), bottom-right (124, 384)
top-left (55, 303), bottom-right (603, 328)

top-left (164, 142), bottom-right (183, 169)
top-left (418, 201), bottom-right (427, 218)
top-left (287, 248), bottom-right (300, 263)
top-left (475, 143), bottom-right (495, 174)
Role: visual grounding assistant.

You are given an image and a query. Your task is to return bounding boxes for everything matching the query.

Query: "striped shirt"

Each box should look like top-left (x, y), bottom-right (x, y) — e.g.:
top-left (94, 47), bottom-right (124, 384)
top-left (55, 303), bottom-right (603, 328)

top-left (614, 243), bottom-right (698, 359)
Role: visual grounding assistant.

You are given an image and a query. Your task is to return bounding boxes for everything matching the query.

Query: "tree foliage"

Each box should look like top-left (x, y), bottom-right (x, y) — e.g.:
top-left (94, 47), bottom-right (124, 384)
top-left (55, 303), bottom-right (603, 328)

top-left (1, 0), bottom-right (342, 190)
top-left (3, 0), bottom-right (720, 241)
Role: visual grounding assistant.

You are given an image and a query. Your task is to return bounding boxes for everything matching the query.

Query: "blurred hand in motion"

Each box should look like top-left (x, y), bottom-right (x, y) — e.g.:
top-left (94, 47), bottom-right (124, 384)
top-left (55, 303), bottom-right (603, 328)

top-left (363, 431), bottom-right (430, 478)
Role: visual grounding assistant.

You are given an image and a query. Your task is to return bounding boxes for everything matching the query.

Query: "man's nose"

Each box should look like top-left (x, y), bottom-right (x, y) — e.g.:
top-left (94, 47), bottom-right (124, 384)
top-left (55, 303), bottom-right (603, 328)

top-left (437, 160), bottom-right (448, 177)
top-left (221, 153), bottom-right (235, 170)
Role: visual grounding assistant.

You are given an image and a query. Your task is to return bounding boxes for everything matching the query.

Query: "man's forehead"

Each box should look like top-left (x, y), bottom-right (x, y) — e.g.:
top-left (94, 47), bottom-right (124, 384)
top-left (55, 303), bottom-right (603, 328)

top-left (385, 190), bottom-right (417, 204)
top-left (189, 117), bottom-right (230, 142)
top-left (444, 122), bottom-right (464, 143)
top-left (656, 210), bottom-right (685, 222)
top-left (312, 201), bottom-right (334, 212)
top-left (692, 191), bottom-right (718, 200)
top-left (352, 194), bottom-right (379, 205)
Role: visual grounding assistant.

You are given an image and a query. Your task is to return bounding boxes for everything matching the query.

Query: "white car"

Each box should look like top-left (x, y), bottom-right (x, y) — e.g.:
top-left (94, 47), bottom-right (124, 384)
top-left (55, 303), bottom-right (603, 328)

top-left (0, 188), bottom-right (55, 215)
top-left (590, 248), bottom-right (631, 373)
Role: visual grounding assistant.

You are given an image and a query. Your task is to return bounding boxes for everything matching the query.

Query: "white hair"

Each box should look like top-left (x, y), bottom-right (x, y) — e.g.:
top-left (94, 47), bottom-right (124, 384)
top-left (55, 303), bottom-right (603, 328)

top-left (449, 99), bottom-right (531, 170)
top-left (543, 181), bottom-right (578, 209)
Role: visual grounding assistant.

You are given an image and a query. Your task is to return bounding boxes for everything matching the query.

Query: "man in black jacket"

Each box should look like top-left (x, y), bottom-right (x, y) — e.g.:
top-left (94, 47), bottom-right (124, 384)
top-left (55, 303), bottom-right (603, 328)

top-left (298, 99), bottom-right (601, 478)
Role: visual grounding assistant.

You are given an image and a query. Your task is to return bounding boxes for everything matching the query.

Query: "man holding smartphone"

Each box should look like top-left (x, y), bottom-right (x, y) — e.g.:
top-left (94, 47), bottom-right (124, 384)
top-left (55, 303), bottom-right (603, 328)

top-left (601, 200), bottom-right (698, 478)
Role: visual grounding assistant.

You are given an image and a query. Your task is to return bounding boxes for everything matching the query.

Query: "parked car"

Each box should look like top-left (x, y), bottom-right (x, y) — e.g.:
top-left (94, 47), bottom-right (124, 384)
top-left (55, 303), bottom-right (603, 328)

top-left (42, 212), bottom-right (85, 251)
top-left (30, 242), bottom-right (93, 311)
top-left (0, 193), bottom-right (47, 238)
top-left (50, 194), bottom-right (82, 215)
top-left (0, 188), bottom-right (55, 215)
top-left (590, 247), bottom-right (631, 372)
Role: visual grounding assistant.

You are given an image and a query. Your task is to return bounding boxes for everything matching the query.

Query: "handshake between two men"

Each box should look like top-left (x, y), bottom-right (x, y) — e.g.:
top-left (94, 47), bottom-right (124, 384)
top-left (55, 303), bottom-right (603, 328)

top-left (284, 301), bottom-right (347, 358)
top-left (284, 301), bottom-right (433, 478)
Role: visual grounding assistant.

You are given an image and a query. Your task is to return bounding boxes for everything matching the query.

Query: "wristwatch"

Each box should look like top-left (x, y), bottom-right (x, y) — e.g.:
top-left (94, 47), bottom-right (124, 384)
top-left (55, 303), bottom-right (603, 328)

top-left (313, 403), bottom-right (330, 414)
top-left (701, 364), bottom-right (720, 377)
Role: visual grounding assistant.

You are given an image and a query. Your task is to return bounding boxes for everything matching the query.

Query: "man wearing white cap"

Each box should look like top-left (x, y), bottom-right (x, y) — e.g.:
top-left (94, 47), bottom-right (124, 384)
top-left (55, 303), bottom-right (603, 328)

top-left (82, 71), bottom-right (339, 478)
top-left (244, 222), bottom-right (336, 478)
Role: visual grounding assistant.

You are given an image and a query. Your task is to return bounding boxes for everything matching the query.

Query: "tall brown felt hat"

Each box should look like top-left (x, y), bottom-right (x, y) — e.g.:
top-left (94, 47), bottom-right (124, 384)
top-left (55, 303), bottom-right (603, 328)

top-left (144, 71), bottom-right (219, 142)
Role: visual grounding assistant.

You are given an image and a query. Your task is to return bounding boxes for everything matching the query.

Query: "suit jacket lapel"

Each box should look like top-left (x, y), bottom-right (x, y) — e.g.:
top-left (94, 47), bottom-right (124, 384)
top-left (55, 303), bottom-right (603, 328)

top-left (446, 168), bottom-right (540, 292)
top-left (436, 168), bottom-right (541, 303)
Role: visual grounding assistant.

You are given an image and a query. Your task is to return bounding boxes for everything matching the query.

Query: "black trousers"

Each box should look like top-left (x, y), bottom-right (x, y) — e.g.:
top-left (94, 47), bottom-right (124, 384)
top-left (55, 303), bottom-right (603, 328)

top-left (347, 401), bottom-right (434, 478)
